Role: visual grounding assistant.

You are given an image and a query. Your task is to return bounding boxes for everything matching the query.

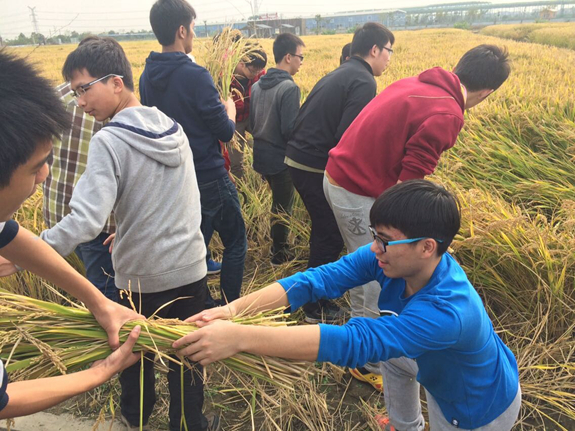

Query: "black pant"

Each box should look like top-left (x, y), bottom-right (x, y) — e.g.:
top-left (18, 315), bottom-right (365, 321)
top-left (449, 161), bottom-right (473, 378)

top-left (119, 278), bottom-right (208, 431)
top-left (264, 169), bottom-right (295, 257)
top-left (289, 167), bottom-right (344, 315)
top-left (288, 166), bottom-right (344, 268)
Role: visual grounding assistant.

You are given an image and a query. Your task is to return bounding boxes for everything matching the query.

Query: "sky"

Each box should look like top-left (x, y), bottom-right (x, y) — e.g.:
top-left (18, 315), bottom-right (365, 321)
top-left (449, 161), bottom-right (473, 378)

top-left (0, 0), bottom-right (541, 39)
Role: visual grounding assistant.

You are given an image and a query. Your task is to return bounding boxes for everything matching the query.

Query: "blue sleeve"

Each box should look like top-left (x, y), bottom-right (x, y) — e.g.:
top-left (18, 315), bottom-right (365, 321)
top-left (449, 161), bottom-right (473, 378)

top-left (0, 220), bottom-right (19, 249)
top-left (0, 360), bottom-right (9, 412)
top-left (317, 299), bottom-right (462, 368)
top-left (196, 69), bottom-right (236, 142)
top-left (278, 244), bottom-right (380, 311)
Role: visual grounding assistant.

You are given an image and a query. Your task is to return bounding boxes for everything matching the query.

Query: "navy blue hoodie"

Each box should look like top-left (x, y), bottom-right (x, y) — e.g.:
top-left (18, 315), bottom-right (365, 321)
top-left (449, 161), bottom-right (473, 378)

top-left (139, 51), bottom-right (235, 183)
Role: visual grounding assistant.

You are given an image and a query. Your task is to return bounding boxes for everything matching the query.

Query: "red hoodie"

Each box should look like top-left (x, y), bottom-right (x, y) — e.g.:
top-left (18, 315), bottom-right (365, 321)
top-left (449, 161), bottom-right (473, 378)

top-left (326, 67), bottom-right (465, 198)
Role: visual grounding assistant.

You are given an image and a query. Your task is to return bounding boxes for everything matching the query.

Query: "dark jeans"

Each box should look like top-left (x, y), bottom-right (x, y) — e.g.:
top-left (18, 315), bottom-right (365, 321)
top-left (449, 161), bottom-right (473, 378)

top-left (288, 167), bottom-right (344, 315)
top-left (264, 169), bottom-right (295, 257)
top-left (288, 167), bottom-right (344, 268)
top-left (199, 174), bottom-right (247, 303)
top-left (119, 278), bottom-right (208, 431)
top-left (75, 231), bottom-right (118, 302)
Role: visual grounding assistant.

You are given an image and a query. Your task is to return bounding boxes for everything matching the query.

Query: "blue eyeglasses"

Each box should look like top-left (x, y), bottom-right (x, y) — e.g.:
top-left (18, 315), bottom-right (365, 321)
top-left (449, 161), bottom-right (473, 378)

top-left (369, 226), bottom-right (443, 253)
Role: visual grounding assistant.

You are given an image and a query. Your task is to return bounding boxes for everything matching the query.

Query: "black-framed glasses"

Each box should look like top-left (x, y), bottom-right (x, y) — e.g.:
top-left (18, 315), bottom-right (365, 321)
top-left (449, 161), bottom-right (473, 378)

top-left (290, 53), bottom-right (304, 61)
top-left (368, 225), bottom-right (443, 253)
top-left (72, 74), bottom-right (123, 99)
top-left (382, 46), bottom-right (393, 56)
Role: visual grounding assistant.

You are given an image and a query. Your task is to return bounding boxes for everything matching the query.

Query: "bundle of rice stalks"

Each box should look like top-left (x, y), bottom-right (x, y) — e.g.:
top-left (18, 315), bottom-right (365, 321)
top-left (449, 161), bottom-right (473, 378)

top-left (0, 288), bottom-right (312, 389)
top-left (202, 27), bottom-right (263, 101)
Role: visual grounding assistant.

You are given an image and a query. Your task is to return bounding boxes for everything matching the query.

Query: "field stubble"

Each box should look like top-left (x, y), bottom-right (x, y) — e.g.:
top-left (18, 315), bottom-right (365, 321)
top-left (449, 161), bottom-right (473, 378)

top-left (3, 29), bottom-right (575, 429)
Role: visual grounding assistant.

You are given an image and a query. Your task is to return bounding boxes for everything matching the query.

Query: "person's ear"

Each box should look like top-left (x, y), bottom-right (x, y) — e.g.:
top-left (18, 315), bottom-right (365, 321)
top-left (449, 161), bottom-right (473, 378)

top-left (421, 238), bottom-right (437, 257)
top-left (370, 44), bottom-right (379, 58)
top-left (112, 76), bottom-right (124, 94)
top-left (480, 88), bottom-right (494, 100)
top-left (177, 25), bottom-right (186, 40)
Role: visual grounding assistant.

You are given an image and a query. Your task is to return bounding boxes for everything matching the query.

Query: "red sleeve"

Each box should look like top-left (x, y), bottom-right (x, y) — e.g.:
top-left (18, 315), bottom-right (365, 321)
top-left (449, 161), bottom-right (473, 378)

top-left (399, 114), bottom-right (464, 182)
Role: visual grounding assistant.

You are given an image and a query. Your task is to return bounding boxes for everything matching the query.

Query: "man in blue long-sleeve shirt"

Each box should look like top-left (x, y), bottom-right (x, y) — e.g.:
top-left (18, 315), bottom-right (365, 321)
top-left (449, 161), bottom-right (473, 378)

top-left (140, 0), bottom-right (247, 306)
top-left (175, 179), bottom-right (521, 431)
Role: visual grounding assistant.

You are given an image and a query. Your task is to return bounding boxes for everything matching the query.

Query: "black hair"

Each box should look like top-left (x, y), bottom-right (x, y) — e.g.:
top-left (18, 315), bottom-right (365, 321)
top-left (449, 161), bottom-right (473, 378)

top-left (0, 50), bottom-right (68, 188)
top-left (340, 42), bottom-right (352, 65)
top-left (243, 47), bottom-right (267, 69)
top-left (454, 44), bottom-right (510, 91)
top-left (351, 22), bottom-right (395, 58)
top-left (150, 0), bottom-right (196, 46)
top-left (273, 33), bottom-right (305, 64)
top-left (62, 36), bottom-right (134, 92)
top-left (369, 180), bottom-right (460, 255)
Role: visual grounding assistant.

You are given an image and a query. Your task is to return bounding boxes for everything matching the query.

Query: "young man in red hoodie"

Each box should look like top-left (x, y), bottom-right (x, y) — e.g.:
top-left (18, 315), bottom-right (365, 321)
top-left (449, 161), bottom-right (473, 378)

top-left (323, 44), bottom-right (510, 389)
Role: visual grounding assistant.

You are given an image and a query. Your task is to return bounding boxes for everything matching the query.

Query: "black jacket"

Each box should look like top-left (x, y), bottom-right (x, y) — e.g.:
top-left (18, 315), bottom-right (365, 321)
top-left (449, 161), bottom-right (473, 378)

top-left (286, 56), bottom-right (376, 170)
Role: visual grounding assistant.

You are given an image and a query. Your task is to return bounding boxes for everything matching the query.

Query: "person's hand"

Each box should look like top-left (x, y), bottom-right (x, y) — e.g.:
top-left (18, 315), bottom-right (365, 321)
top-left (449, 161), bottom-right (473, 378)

top-left (103, 233), bottom-right (116, 254)
top-left (92, 325), bottom-right (141, 377)
top-left (93, 300), bottom-right (143, 350)
top-left (0, 255), bottom-right (18, 277)
top-left (223, 96), bottom-right (237, 121)
top-left (173, 320), bottom-right (241, 365)
top-left (185, 303), bottom-right (236, 324)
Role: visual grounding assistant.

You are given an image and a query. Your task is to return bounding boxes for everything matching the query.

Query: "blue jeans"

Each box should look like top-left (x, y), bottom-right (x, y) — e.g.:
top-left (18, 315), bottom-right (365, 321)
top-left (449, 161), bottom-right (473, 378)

top-left (75, 231), bottom-right (118, 302)
top-left (199, 174), bottom-right (247, 303)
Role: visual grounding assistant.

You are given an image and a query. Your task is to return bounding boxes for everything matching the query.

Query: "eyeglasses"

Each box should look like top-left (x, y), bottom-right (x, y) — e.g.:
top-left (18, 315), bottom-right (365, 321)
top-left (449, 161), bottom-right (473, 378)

top-left (290, 53), bottom-right (304, 61)
top-left (369, 226), bottom-right (443, 253)
top-left (382, 46), bottom-right (393, 56)
top-left (72, 74), bottom-right (123, 99)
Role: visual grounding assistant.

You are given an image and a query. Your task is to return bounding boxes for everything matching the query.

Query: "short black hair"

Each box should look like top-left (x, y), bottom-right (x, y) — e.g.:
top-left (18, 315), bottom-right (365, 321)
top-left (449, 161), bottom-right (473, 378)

top-left (0, 50), bottom-right (68, 188)
top-left (454, 44), bottom-right (510, 91)
top-left (370, 180), bottom-right (460, 255)
top-left (243, 47), bottom-right (267, 69)
top-left (62, 36), bottom-right (134, 92)
top-left (340, 42), bottom-right (352, 65)
top-left (351, 22), bottom-right (395, 58)
top-left (273, 33), bottom-right (305, 64)
top-left (150, 0), bottom-right (196, 46)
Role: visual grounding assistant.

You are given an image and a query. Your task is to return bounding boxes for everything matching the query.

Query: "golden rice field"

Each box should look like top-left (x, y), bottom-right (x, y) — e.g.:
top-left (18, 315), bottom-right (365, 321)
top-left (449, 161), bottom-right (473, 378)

top-left (3, 27), bottom-right (575, 429)
top-left (481, 22), bottom-right (575, 50)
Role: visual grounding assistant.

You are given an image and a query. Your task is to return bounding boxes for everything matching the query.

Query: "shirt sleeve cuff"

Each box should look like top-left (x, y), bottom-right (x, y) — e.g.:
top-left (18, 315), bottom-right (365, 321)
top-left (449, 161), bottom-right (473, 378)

top-left (0, 220), bottom-right (19, 249)
top-left (398, 166), bottom-right (424, 182)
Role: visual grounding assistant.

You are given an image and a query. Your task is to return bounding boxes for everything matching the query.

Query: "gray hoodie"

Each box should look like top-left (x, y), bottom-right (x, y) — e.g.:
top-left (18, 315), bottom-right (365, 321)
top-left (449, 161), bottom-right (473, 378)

top-left (41, 106), bottom-right (206, 293)
top-left (250, 68), bottom-right (300, 175)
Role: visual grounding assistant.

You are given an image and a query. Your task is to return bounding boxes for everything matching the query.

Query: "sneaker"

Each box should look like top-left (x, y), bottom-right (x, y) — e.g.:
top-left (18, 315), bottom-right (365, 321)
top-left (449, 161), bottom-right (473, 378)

top-left (207, 259), bottom-right (222, 275)
top-left (121, 414), bottom-right (150, 430)
top-left (374, 415), bottom-right (396, 431)
top-left (207, 413), bottom-right (221, 431)
top-left (270, 250), bottom-right (295, 267)
top-left (349, 367), bottom-right (384, 392)
top-left (303, 301), bottom-right (347, 324)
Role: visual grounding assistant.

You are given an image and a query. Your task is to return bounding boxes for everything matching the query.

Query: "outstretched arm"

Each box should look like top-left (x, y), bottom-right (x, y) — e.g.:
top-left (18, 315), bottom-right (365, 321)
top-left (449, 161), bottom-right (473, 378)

top-left (0, 326), bottom-right (141, 419)
top-left (186, 282), bottom-right (289, 324)
top-left (173, 320), bottom-right (320, 365)
top-left (0, 227), bottom-right (140, 349)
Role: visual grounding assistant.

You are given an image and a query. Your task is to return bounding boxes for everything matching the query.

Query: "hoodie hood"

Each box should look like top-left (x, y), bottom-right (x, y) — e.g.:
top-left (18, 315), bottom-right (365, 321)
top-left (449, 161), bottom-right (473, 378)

top-left (418, 67), bottom-right (465, 111)
top-left (102, 106), bottom-right (188, 168)
top-left (144, 51), bottom-right (191, 92)
top-left (258, 68), bottom-right (293, 90)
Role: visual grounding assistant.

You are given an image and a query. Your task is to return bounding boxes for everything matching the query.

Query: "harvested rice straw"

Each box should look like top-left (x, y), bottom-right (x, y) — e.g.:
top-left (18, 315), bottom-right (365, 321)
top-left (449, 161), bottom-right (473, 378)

top-left (201, 27), bottom-right (265, 153)
top-left (0, 288), bottom-right (312, 389)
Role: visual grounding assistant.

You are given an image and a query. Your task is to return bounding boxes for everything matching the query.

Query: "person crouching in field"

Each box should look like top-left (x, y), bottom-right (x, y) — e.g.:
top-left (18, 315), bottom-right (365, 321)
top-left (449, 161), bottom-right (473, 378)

top-left (35, 37), bottom-right (216, 430)
top-left (174, 180), bottom-right (521, 431)
top-left (0, 50), bottom-right (141, 420)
